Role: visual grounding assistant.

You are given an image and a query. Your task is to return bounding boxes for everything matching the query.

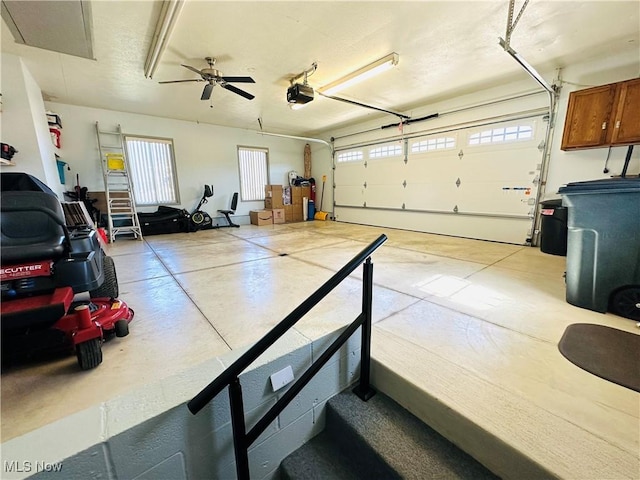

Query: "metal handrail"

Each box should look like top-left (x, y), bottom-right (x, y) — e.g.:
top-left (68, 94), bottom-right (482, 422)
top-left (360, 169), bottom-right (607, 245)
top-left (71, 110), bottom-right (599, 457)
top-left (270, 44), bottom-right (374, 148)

top-left (188, 233), bottom-right (387, 479)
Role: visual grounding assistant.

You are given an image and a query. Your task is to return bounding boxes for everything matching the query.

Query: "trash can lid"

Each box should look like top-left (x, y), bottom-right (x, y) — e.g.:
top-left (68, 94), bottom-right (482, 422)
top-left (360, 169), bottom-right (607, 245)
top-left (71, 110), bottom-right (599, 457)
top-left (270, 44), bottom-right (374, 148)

top-left (558, 177), bottom-right (640, 195)
top-left (540, 198), bottom-right (563, 207)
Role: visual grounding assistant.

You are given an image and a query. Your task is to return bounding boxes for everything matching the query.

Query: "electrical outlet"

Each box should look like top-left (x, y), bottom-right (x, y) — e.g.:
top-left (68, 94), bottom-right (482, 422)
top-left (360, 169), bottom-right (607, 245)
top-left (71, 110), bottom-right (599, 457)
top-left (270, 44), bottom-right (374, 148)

top-left (270, 365), bottom-right (294, 392)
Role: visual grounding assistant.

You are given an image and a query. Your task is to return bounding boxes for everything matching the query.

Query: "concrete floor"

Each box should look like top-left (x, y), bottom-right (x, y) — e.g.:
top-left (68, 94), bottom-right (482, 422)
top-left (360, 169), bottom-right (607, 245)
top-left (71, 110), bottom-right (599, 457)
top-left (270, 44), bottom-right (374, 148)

top-left (1, 221), bottom-right (638, 477)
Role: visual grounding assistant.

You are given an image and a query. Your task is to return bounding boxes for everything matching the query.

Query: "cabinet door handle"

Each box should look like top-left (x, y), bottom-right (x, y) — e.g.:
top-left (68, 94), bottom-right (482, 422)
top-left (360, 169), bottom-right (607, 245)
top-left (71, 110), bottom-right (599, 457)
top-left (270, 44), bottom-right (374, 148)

top-left (615, 120), bottom-right (621, 129)
top-left (602, 122), bottom-right (607, 130)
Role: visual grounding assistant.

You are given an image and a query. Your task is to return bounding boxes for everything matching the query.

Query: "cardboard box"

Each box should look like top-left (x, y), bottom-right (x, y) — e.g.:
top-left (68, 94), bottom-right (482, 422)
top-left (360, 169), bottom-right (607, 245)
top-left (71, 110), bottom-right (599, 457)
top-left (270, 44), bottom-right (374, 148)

top-left (292, 210), bottom-right (304, 222)
top-left (284, 204), bottom-right (294, 222)
top-left (291, 186), bottom-right (311, 205)
top-left (265, 185), bottom-right (283, 198)
top-left (264, 184), bottom-right (284, 209)
top-left (291, 203), bottom-right (305, 222)
top-left (271, 208), bottom-right (285, 224)
top-left (250, 210), bottom-right (273, 226)
top-left (264, 196), bottom-right (283, 209)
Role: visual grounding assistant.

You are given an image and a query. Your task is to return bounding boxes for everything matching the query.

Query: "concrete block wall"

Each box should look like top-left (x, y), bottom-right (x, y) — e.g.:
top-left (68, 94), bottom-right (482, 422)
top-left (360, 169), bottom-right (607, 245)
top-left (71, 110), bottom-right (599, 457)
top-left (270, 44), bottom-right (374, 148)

top-left (2, 327), bottom-right (363, 480)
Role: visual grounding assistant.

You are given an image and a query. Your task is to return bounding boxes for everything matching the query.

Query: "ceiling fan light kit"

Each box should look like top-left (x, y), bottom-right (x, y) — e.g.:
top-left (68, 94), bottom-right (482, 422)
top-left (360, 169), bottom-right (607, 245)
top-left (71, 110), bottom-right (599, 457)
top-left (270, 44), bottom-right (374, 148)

top-left (319, 52), bottom-right (399, 96)
top-left (159, 57), bottom-right (255, 101)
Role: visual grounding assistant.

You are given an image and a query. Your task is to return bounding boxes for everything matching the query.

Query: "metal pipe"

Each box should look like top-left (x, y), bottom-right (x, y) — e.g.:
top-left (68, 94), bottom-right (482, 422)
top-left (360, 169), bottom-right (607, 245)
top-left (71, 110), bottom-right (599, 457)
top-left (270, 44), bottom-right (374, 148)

top-left (498, 38), bottom-right (556, 112)
top-left (354, 257), bottom-right (376, 401)
top-left (529, 72), bottom-right (561, 247)
top-left (256, 131), bottom-right (332, 151)
top-left (319, 92), bottom-right (410, 120)
top-left (332, 90), bottom-right (546, 142)
top-left (499, 31), bottom-right (560, 247)
top-left (380, 113), bottom-right (439, 130)
top-left (229, 378), bottom-right (250, 480)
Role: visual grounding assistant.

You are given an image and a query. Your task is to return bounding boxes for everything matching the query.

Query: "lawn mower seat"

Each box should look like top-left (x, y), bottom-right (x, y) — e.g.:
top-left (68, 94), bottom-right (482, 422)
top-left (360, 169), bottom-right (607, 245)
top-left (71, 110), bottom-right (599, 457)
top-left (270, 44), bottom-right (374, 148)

top-left (1, 191), bottom-right (69, 265)
top-left (217, 192), bottom-right (239, 228)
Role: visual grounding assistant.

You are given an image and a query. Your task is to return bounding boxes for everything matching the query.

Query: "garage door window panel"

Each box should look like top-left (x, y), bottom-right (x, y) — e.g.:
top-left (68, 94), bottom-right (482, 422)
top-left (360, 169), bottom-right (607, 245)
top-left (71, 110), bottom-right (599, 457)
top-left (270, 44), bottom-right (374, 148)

top-left (411, 136), bottom-right (456, 153)
top-left (468, 123), bottom-right (534, 146)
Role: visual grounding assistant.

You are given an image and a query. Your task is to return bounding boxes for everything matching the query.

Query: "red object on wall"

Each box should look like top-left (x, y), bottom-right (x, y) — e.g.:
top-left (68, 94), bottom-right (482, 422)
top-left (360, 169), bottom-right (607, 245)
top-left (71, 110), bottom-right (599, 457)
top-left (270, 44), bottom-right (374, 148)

top-left (50, 127), bottom-right (61, 148)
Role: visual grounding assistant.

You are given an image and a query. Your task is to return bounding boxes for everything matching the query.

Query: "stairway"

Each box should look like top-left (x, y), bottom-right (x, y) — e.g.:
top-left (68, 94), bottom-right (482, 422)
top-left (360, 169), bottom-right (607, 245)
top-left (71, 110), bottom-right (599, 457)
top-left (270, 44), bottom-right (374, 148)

top-left (281, 390), bottom-right (498, 479)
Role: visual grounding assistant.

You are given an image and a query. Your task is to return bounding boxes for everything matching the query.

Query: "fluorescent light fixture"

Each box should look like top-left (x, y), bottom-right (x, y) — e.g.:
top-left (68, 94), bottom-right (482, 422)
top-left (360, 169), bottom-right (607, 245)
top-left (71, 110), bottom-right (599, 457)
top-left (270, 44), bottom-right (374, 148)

top-left (319, 53), bottom-right (399, 96)
top-left (144, 0), bottom-right (184, 79)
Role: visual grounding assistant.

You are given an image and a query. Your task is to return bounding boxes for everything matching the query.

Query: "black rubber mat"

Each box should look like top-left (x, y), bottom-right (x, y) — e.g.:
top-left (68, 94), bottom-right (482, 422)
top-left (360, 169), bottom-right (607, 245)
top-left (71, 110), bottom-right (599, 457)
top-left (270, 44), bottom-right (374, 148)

top-left (558, 323), bottom-right (640, 392)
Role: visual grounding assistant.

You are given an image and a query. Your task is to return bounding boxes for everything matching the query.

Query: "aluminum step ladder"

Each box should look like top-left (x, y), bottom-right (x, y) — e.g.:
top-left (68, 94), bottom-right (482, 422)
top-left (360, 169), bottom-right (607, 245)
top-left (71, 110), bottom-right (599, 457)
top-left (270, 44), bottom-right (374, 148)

top-left (95, 122), bottom-right (143, 242)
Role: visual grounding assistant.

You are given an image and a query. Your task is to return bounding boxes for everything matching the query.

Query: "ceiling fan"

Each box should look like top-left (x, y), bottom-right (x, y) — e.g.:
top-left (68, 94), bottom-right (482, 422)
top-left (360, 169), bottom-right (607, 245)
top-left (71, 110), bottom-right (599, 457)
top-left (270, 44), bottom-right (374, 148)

top-left (159, 57), bottom-right (255, 101)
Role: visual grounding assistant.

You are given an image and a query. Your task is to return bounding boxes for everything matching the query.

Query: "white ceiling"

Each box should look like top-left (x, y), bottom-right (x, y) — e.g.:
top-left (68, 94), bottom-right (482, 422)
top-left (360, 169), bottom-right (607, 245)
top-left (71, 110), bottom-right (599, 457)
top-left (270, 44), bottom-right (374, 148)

top-left (2, 1), bottom-right (639, 137)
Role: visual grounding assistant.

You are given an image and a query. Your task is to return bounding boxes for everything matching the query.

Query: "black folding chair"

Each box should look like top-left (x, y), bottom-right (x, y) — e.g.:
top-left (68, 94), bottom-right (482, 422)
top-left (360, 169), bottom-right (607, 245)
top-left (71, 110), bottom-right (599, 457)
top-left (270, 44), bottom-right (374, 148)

top-left (218, 192), bottom-right (239, 228)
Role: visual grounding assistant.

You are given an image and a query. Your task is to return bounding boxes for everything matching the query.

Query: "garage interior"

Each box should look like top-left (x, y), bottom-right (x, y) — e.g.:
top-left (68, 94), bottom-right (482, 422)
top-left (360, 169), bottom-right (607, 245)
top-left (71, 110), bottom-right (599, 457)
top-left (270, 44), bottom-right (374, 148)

top-left (1, 1), bottom-right (639, 479)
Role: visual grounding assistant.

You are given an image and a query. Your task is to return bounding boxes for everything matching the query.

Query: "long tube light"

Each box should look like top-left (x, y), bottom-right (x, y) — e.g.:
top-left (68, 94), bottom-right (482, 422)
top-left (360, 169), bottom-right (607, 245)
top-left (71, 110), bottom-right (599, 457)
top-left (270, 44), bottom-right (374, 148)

top-left (144, 0), bottom-right (184, 79)
top-left (318, 53), bottom-right (399, 96)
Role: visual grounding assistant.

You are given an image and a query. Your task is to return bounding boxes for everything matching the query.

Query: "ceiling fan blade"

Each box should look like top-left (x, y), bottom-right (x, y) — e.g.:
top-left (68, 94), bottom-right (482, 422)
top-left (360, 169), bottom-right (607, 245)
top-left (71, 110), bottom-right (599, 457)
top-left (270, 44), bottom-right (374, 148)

top-left (201, 83), bottom-right (214, 100)
top-left (222, 83), bottom-right (255, 100)
top-left (221, 76), bottom-right (255, 84)
top-left (181, 64), bottom-right (204, 76)
top-left (158, 79), bottom-right (203, 84)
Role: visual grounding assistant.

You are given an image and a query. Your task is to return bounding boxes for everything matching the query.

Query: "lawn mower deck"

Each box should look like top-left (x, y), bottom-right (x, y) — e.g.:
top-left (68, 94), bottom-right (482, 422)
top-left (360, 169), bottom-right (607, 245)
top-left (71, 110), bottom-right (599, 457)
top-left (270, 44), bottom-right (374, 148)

top-left (2, 287), bottom-right (134, 369)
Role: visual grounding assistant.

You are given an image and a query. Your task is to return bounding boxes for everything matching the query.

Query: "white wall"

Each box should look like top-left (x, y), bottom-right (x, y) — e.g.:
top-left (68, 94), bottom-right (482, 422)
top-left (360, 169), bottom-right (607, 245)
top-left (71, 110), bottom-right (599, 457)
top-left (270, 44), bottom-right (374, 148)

top-left (1, 53), bottom-right (63, 196)
top-left (44, 102), bottom-right (312, 218)
top-left (545, 52), bottom-right (640, 195)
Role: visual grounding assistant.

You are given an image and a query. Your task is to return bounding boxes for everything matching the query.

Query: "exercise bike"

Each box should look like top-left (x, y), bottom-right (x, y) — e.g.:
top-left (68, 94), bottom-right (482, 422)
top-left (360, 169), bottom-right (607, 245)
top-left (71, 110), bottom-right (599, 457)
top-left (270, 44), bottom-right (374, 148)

top-left (190, 184), bottom-right (216, 231)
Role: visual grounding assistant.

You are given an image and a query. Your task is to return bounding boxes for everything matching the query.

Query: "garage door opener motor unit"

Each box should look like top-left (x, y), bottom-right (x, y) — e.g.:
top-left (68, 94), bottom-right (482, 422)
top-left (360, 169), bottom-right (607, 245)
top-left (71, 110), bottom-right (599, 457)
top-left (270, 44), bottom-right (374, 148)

top-left (287, 83), bottom-right (314, 104)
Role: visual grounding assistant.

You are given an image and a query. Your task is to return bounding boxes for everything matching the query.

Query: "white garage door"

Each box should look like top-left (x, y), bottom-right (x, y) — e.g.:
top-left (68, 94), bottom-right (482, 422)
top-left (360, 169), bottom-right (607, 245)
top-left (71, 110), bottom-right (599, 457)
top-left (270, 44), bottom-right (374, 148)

top-left (334, 114), bottom-right (547, 244)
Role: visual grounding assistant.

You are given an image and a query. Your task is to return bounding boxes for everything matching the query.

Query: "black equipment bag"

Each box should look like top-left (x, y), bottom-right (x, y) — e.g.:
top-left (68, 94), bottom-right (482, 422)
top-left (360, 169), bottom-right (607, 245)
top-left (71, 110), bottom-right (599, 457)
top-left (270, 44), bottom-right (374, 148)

top-left (138, 206), bottom-right (190, 236)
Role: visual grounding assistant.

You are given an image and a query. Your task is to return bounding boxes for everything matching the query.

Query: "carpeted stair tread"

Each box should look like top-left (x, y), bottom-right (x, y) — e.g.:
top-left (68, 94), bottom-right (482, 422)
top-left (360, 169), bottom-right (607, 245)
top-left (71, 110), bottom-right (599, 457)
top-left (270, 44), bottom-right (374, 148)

top-left (280, 430), bottom-right (394, 480)
top-left (281, 390), bottom-right (498, 479)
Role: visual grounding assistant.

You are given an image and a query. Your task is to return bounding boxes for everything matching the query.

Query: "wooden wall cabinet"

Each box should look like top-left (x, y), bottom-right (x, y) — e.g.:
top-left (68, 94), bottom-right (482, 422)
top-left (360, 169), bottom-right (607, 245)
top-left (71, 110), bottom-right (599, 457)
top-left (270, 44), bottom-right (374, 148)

top-left (560, 78), bottom-right (640, 150)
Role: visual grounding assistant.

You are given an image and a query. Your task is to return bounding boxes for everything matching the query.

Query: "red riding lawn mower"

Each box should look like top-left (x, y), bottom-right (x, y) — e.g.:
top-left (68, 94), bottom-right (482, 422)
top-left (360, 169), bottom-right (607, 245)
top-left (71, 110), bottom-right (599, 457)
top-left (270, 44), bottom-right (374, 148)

top-left (1, 173), bottom-right (133, 370)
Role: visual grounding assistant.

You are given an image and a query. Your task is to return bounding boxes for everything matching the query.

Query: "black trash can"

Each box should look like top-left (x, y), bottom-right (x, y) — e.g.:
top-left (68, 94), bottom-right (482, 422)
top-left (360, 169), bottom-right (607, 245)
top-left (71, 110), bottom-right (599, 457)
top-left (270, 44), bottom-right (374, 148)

top-left (559, 177), bottom-right (640, 319)
top-left (539, 199), bottom-right (567, 256)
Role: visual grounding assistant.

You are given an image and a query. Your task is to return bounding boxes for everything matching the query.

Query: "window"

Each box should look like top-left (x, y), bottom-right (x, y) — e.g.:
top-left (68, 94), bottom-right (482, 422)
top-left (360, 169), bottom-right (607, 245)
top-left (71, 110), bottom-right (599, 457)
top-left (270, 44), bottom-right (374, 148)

top-left (411, 136), bottom-right (456, 153)
top-left (468, 124), bottom-right (533, 145)
top-left (238, 146), bottom-right (269, 201)
top-left (369, 144), bottom-right (403, 159)
top-left (125, 136), bottom-right (179, 206)
top-left (336, 150), bottom-right (364, 163)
